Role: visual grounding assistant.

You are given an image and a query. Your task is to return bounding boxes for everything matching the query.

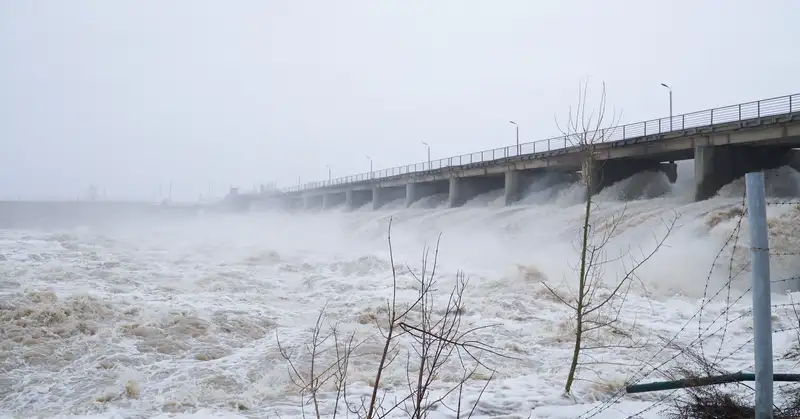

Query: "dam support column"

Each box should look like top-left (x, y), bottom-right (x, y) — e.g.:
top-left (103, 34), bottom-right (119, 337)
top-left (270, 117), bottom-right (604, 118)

top-left (371, 186), bottom-right (405, 210)
top-left (582, 159), bottom-right (600, 197)
top-left (583, 158), bottom-right (679, 196)
top-left (303, 195), bottom-right (323, 211)
top-left (405, 183), bottom-right (418, 208)
top-left (448, 175), bottom-right (504, 207)
top-left (448, 177), bottom-right (461, 208)
top-left (694, 145), bottom-right (725, 202)
top-left (784, 149), bottom-right (800, 173)
top-left (504, 170), bottom-right (520, 206)
top-left (322, 192), bottom-right (345, 210)
top-left (694, 145), bottom-right (789, 201)
top-left (345, 189), bottom-right (372, 211)
top-left (372, 186), bottom-right (382, 210)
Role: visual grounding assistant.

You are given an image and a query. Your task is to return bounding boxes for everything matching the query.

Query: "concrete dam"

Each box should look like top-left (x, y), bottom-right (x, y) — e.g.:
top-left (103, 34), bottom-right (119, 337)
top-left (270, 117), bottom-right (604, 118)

top-left (250, 93), bottom-right (800, 211)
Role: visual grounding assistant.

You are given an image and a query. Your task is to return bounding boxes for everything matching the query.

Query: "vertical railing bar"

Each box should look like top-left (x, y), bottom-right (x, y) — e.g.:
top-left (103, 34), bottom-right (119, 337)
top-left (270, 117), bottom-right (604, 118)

top-left (280, 94), bottom-right (800, 193)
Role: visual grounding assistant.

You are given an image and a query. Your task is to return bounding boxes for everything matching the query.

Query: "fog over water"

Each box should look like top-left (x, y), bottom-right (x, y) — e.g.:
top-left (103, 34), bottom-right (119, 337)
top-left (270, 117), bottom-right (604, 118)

top-left (3, 1), bottom-right (800, 417)
top-left (3, 162), bottom-right (800, 418)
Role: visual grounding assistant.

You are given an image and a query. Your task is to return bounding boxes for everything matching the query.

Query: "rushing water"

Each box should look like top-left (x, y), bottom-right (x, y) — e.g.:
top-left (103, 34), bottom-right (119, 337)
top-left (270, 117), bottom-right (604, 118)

top-left (3, 162), bottom-right (800, 419)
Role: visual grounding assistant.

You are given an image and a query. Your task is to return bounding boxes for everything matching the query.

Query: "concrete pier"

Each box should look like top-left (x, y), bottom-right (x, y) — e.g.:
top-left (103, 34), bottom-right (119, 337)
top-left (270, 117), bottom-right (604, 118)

top-left (270, 95), bottom-right (800, 210)
top-left (448, 175), bottom-right (504, 207)
top-left (303, 195), bottom-right (323, 211)
top-left (584, 158), bottom-right (678, 195)
top-left (787, 149), bottom-right (800, 172)
top-left (372, 186), bottom-right (405, 210)
top-left (345, 189), bottom-right (372, 210)
top-left (406, 180), bottom-right (449, 208)
top-left (405, 183), bottom-right (417, 208)
top-left (694, 145), bottom-right (790, 201)
top-left (447, 178), bottom-right (461, 208)
top-left (504, 170), bottom-right (521, 205)
top-left (322, 192), bottom-right (346, 210)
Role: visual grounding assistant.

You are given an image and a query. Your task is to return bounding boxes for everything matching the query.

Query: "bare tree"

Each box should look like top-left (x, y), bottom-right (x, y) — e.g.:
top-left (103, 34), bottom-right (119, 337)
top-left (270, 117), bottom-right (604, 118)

top-left (277, 218), bottom-right (502, 418)
top-left (543, 80), bottom-right (678, 394)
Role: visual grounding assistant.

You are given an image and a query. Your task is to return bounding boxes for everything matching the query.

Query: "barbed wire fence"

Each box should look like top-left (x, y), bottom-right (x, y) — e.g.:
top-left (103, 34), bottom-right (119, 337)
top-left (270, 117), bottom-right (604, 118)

top-left (571, 168), bottom-right (800, 418)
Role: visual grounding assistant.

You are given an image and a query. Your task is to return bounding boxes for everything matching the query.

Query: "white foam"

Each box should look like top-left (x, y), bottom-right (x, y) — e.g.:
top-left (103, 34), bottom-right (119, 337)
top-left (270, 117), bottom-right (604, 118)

top-left (2, 166), bottom-right (800, 417)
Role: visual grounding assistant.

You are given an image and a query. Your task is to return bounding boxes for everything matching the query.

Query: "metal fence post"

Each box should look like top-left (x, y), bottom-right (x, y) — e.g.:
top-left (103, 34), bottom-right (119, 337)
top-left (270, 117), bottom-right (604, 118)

top-left (745, 171), bottom-right (773, 419)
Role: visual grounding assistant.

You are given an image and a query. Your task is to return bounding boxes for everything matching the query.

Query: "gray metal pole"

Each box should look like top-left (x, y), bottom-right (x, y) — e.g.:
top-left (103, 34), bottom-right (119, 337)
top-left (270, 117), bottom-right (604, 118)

top-left (746, 171), bottom-right (773, 419)
top-left (516, 125), bottom-right (520, 155)
top-left (669, 90), bottom-right (673, 131)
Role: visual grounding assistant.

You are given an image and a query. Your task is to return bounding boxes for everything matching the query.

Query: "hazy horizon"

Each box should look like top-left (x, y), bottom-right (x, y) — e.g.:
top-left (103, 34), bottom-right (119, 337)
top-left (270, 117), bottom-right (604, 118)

top-left (2, 0), bottom-right (799, 201)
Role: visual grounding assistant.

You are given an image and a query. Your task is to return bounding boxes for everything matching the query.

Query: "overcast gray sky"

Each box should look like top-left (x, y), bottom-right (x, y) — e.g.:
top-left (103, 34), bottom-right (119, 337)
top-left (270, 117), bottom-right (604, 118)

top-left (1, 0), bottom-right (798, 201)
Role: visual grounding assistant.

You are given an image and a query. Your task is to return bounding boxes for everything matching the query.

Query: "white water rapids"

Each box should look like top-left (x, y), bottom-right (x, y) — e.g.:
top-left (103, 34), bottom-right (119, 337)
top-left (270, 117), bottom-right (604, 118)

top-left (3, 161), bottom-right (800, 419)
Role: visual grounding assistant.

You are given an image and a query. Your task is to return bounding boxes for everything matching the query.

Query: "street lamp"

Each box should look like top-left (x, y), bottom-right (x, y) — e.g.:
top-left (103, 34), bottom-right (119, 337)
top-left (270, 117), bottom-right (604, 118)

top-left (422, 142), bottom-right (431, 168)
top-left (366, 156), bottom-right (373, 178)
top-left (509, 121), bottom-right (519, 155)
top-left (660, 83), bottom-right (673, 131)
top-left (325, 165), bottom-right (331, 183)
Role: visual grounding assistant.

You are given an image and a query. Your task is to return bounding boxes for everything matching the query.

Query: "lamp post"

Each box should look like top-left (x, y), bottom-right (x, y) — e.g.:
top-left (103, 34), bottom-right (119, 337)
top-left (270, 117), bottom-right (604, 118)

top-left (366, 156), bottom-right (373, 178)
top-left (325, 165), bottom-right (331, 183)
top-left (422, 142), bottom-right (431, 168)
top-left (660, 83), bottom-right (673, 131)
top-left (509, 121), bottom-right (519, 155)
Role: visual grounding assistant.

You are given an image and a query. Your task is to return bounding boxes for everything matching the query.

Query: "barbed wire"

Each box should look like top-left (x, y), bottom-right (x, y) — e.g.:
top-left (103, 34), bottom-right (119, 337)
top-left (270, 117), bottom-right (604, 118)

top-left (772, 276), bottom-right (800, 284)
top-left (577, 189), bottom-right (752, 418)
top-left (765, 200), bottom-right (800, 205)
top-left (582, 168), bottom-right (800, 418)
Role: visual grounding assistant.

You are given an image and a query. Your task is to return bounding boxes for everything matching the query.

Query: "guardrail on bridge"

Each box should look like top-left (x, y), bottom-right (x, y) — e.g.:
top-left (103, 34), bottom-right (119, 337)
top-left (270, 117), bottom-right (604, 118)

top-left (282, 93), bottom-right (800, 193)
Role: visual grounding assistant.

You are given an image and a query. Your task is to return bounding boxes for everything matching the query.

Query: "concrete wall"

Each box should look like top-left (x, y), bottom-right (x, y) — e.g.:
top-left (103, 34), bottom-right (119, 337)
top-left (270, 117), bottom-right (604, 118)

top-left (784, 149), bottom-right (800, 173)
top-left (277, 114), bottom-right (800, 207)
top-left (504, 171), bottom-right (520, 205)
top-left (372, 185), bottom-right (406, 210)
top-left (448, 175), bottom-right (505, 207)
top-left (694, 145), bottom-right (790, 201)
top-left (303, 194), bottom-right (324, 211)
top-left (346, 189), bottom-right (372, 210)
top-left (322, 192), bottom-right (346, 210)
top-left (586, 158), bottom-right (677, 195)
top-left (405, 180), bottom-right (449, 207)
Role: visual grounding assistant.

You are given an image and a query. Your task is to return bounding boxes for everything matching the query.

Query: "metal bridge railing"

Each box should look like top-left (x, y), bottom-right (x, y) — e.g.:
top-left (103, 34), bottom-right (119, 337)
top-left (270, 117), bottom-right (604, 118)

top-left (281, 93), bottom-right (800, 193)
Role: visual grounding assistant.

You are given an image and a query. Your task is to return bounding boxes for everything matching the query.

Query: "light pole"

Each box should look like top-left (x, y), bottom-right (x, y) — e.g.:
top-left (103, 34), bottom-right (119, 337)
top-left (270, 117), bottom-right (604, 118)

top-left (509, 121), bottom-right (519, 155)
top-left (366, 156), bottom-right (373, 178)
top-left (326, 165), bottom-right (331, 183)
top-left (660, 83), bottom-right (673, 131)
top-left (422, 142), bottom-right (431, 168)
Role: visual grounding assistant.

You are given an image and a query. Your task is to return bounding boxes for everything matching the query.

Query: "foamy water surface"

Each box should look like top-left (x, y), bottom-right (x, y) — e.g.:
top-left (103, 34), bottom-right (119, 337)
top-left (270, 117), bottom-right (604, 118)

top-left (3, 162), bottom-right (800, 419)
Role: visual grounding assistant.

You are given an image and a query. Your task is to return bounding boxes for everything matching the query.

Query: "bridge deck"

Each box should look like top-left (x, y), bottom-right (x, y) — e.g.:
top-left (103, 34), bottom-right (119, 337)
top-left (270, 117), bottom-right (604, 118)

top-left (282, 93), bottom-right (800, 195)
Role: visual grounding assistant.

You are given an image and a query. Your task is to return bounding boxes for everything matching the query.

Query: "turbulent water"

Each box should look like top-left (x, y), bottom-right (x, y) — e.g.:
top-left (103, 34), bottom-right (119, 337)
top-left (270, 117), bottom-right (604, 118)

top-left (3, 161), bottom-right (800, 419)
